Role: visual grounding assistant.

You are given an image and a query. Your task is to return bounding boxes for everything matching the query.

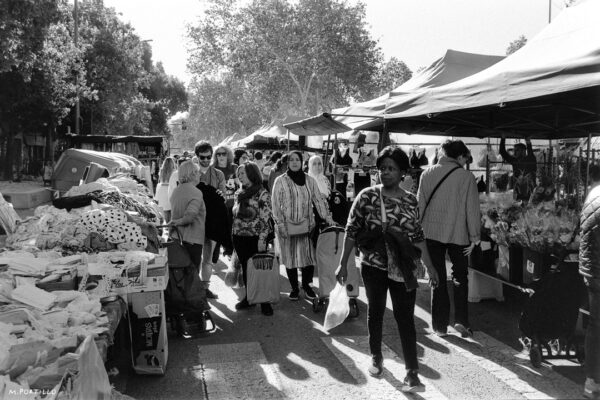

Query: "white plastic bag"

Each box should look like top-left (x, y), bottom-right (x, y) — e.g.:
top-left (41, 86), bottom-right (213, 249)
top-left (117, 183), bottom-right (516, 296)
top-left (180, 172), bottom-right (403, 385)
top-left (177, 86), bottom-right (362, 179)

top-left (324, 283), bottom-right (350, 331)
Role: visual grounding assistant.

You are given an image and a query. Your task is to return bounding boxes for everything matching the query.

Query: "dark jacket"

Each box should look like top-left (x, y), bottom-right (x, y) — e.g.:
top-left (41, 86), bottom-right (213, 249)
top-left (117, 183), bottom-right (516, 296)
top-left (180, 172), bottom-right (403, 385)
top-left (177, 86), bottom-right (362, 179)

top-left (579, 186), bottom-right (600, 280)
top-left (355, 227), bottom-right (419, 290)
top-left (196, 182), bottom-right (232, 251)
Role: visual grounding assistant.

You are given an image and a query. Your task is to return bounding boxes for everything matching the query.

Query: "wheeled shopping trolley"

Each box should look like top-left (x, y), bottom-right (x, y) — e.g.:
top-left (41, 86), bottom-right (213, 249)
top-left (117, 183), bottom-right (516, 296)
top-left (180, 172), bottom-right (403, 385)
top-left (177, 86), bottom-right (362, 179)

top-left (158, 225), bottom-right (216, 336)
top-left (313, 226), bottom-right (360, 318)
top-left (518, 258), bottom-right (585, 367)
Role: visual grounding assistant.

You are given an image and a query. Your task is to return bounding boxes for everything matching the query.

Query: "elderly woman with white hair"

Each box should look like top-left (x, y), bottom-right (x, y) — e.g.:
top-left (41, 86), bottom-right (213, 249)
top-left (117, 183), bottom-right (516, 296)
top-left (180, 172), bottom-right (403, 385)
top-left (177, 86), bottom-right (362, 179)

top-left (169, 160), bottom-right (207, 269)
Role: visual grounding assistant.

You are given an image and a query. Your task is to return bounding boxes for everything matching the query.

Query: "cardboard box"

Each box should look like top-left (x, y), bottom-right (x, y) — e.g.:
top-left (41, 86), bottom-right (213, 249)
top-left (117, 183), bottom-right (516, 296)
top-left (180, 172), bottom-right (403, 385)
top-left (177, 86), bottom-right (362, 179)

top-left (128, 290), bottom-right (168, 375)
top-left (111, 257), bottom-right (168, 296)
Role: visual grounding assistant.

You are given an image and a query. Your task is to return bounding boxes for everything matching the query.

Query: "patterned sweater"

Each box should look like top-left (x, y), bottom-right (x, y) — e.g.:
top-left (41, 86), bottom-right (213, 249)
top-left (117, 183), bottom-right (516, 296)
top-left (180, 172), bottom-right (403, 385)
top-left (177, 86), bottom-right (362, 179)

top-left (232, 188), bottom-right (273, 247)
top-left (346, 186), bottom-right (425, 271)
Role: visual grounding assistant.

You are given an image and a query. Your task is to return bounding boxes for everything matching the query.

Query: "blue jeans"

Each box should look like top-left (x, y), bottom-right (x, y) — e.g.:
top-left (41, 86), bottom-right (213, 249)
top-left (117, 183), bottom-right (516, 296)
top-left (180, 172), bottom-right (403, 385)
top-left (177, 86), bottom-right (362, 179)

top-left (361, 265), bottom-right (418, 370)
top-left (426, 239), bottom-right (470, 332)
top-left (586, 277), bottom-right (600, 381)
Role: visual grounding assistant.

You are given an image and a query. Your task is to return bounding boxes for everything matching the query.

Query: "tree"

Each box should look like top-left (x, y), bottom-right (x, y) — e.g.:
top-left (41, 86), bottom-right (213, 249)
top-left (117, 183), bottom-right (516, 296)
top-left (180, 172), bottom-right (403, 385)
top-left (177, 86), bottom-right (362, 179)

top-left (75, 0), bottom-right (152, 135)
top-left (0, 0), bottom-right (88, 178)
top-left (181, 74), bottom-right (267, 146)
top-left (371, 57), bottom-right (412, 96)
top-left (142, 62), bottom-right (188, 136)
top-left (506, 35), bottom-right (527, 55)
top-left (187, 0), bottom-right (383, 118)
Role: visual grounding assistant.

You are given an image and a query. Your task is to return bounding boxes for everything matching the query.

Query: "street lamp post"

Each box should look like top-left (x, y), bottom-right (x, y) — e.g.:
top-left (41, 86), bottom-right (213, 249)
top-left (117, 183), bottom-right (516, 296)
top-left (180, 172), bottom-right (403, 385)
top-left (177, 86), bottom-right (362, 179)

top-left (74, 0), bottom-right (80, 135)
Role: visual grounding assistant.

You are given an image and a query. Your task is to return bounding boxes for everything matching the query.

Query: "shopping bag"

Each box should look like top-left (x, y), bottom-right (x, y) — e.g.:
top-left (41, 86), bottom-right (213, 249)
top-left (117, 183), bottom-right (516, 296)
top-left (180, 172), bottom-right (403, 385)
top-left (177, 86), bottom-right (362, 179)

top-left (224, 252), bottom-right (243, 288)
top-left (324, 283), bottom-right (350, 331)
top-left (246, 253), bottom-right (280, 304)
top-left (71, 335), bottom-right (112, 400)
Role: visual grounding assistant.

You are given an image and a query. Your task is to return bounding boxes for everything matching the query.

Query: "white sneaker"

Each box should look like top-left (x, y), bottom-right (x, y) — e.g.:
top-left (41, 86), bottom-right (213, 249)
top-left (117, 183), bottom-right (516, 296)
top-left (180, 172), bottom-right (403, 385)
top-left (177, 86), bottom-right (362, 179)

top-left (454, 323), bottom-right (473, 338)
top-left (584, 378), bottom-right (600, 399)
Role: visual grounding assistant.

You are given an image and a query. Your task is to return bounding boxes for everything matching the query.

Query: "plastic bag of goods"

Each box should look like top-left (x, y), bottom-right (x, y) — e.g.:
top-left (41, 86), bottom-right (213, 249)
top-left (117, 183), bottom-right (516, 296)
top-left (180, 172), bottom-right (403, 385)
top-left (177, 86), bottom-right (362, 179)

top-left (323, 282), bottom-right (350, 331)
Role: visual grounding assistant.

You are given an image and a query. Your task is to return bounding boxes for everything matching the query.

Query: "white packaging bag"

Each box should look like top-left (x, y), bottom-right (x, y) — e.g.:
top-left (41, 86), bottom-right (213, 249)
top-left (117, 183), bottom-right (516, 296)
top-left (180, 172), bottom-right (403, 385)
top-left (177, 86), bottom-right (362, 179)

top-left (324, 283), bottom-right (350, 331)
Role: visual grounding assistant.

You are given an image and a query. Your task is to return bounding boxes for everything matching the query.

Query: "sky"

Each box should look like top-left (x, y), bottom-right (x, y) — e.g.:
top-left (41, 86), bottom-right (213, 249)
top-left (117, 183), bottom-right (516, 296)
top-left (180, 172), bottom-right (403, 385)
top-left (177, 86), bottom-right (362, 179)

top-left (103, 0), bottom-right (568, 85)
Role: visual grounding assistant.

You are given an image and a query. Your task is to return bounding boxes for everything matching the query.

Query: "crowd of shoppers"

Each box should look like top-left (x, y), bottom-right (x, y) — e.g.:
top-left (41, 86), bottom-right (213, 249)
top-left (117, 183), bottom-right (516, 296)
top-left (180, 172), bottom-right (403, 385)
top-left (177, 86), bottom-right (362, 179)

top-left (158, 135), bottom-right (596, 398)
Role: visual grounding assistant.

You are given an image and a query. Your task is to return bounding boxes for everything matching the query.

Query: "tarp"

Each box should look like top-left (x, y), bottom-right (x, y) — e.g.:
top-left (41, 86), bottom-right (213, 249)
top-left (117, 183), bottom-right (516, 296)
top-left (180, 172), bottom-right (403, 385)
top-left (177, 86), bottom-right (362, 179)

top-left (383, 0), bottom-right (600, 138)
top-left (333, 49), bottom-right (505, 131)
top-left (52, 148), bottom-right (142, 192)
top-left (66, 134), bottom-right (165, 145)
top-left (231, 124), bottom-right (298, 149)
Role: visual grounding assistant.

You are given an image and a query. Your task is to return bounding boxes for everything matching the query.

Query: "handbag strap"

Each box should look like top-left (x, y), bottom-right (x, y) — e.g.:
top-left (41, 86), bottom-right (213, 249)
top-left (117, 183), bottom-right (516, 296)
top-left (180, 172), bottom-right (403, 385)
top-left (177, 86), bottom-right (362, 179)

top-left (421, 166), bottom-right (461, 221)
top-left (379, 185), bottom-right (388, 232)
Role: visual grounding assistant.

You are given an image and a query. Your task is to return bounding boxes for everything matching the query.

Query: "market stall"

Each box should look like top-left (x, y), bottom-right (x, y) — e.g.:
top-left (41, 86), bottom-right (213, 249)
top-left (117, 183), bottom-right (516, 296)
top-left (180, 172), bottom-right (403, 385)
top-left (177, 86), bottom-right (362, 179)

top-left (0, 171), bottom-right (168, 398)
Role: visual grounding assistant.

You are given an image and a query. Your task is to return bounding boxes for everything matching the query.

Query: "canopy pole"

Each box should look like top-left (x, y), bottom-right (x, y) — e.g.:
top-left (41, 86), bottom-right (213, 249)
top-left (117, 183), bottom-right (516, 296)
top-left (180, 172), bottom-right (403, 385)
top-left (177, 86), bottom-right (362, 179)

top-left (333, 132), bottom-right (338, 191)
top-left (585, 132), bottom-right (592, 199)
top-left (287, 129), bottom-right (290, 153)
top-left (324, 133), bottom-right (331, 181)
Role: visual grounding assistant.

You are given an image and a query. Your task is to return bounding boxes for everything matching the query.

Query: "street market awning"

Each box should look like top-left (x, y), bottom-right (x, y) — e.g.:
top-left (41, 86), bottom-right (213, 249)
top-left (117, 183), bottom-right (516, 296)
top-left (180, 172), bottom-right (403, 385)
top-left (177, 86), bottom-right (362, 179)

top-left (334, 49), bottom-right (505, 131)
top-left (283, 113), bottom-right (351, 137)
top-left (382, 0), bottom-right (600, 139)
top-left (232, 124), bottom-right (299, 149)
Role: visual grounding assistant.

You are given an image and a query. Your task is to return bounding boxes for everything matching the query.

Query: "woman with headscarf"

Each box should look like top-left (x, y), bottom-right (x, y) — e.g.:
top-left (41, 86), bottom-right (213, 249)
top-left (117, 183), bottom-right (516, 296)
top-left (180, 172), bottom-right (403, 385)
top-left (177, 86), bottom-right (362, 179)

top-left (154, 156), bottom-right (177, 222)
top-left (271, 151), bottom-right (334, 301)
top-left (231, 162), bottom-right (274, 316)
top-left (308, 155), bottom-right (331, 199)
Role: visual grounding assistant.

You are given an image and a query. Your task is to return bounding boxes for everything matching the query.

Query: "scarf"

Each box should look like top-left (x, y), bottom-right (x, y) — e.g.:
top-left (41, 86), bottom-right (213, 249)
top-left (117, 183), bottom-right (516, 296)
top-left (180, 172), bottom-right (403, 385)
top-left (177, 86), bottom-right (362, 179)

top-left (287, 168), bottom-right (306, 186)
top-left (286, 151), bottom-right (306, 186)
top-left (308, 172), bottom-right (330, 197)
top-left (233, 183), bottom-right (262, 219)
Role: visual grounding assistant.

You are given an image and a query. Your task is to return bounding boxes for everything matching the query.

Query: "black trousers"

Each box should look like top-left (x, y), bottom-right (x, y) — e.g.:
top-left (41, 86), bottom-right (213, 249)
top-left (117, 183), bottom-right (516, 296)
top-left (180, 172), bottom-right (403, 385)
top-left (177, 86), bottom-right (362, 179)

top-left (285, 265), bottom-right (314, 290)
top-left (426, 239), bottom-right (470, 332)
top-left (232, 235), bottom-right (259, 291)
top-left (361, 265), bottom-right (418, 370)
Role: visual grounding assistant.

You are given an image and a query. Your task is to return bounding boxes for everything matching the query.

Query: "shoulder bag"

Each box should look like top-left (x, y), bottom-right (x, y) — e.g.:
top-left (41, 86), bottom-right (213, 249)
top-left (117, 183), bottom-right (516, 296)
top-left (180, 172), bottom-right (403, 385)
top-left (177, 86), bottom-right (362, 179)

top-left (286, 181), bottom-right (312, 237)
top-left (421, 166), bottom-right (461, 221)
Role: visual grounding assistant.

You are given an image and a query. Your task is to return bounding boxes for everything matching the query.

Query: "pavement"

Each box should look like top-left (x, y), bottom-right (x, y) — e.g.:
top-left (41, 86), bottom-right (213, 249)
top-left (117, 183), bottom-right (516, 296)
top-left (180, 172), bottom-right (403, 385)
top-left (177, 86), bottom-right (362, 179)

top-left (117, 255), bottom-right (587, 400)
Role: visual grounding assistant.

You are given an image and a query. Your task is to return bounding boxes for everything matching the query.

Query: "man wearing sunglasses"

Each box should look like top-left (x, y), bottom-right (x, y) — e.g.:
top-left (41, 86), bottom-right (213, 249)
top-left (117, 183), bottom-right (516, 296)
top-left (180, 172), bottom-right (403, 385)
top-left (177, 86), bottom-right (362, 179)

top-left (194, 140), bottom-right (227, 299)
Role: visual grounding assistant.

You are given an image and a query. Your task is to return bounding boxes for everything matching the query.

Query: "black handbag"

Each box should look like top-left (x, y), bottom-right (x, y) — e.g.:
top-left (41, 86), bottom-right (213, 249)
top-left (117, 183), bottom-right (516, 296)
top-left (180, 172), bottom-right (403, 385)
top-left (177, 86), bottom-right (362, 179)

top-left (164, 226), bottom-right (193, 269)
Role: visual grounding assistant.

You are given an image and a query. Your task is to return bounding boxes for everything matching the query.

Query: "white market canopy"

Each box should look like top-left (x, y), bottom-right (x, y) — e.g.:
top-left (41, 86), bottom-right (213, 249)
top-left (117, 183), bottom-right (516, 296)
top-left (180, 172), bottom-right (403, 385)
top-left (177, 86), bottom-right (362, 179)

top-left (382, 0), bottom-right (600, 139)
top-left (334, 49), bottom-right (505, 132)
top-left (230, 124), bottom-right (299, 149)
top-left (287, 1), bottom-right (600, 140)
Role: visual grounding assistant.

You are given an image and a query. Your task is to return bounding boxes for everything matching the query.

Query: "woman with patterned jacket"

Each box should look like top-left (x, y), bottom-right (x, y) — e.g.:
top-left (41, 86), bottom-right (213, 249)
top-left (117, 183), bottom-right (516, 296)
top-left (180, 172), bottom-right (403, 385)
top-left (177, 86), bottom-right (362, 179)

top-left (232, 162), bottom-right (275, 316)
top-left (271, 151), bottom-right (334, 301)
top-left (336, 146), bottom-right (439, 393)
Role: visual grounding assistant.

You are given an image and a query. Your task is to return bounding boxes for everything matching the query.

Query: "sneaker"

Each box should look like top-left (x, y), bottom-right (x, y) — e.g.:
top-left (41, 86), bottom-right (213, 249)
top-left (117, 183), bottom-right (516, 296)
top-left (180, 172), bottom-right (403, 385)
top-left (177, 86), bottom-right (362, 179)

top-left (303, 285), bottom-right (317, 300)
top-left (206, 289), bottom-right (218, 299)
top-left (368, 356), bottom-right (383, 377)
top-left (235, 298), bottom-right (253, 310)
top-left (289, 288), bottom-right (300, 301)
top-left (454, 323), bottom-right (473, 338)
top-left (584, 378), bottom-right (600, 399)
top-left (401, 370), bottom-right (425, 393)
top-left (434, 330), bottom-right (449, 338)
top-left (261, 303), bottom-right (274, 316)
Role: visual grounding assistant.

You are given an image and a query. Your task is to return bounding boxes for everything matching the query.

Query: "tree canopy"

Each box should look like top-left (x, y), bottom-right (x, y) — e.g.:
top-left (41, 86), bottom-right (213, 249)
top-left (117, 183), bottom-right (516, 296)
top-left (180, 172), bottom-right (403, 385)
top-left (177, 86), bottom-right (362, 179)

top-left (0, 0), bottom-right (188, 177)
top-left (185, 0), bottom-right (407, 144)
top-left (506, 35), bottom-right (528, 55)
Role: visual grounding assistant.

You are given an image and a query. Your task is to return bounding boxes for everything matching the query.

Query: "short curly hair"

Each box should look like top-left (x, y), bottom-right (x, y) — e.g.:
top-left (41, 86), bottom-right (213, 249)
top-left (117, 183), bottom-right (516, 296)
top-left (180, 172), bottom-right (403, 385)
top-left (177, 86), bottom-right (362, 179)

top-left (178, 160), bottom-right (200, 183)
top-left (376, 146), bottom-right (410, 171)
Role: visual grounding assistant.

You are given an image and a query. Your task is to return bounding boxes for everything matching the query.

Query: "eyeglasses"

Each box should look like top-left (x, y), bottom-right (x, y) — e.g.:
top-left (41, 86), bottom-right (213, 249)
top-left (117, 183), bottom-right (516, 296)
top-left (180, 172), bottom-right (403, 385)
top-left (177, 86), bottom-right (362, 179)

top-left (198, 155), bottom-right (212, 160)
top-left (216, 153), bottom-right (227, 157)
